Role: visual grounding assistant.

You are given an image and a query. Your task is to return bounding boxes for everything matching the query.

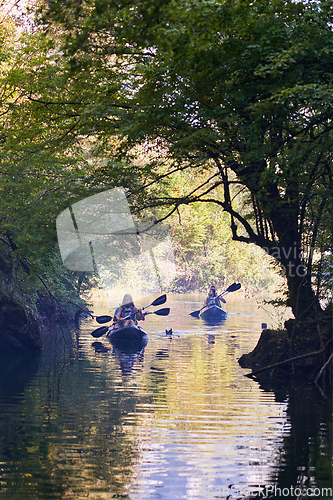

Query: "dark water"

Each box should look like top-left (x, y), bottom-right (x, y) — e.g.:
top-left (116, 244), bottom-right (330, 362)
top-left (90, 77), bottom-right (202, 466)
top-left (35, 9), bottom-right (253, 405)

top-left (0, 294), bottom-right (331, 499)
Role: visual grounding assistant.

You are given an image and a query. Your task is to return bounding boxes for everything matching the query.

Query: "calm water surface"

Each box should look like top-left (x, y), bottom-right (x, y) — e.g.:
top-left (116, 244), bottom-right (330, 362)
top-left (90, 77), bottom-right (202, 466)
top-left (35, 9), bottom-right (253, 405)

top-left (0, 294), bottom-right (331, 499)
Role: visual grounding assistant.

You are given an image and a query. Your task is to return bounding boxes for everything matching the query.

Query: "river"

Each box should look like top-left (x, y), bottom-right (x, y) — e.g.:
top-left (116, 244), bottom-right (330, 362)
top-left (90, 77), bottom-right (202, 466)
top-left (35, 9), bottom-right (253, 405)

top-left (0, 293), bottom-right (332, 499)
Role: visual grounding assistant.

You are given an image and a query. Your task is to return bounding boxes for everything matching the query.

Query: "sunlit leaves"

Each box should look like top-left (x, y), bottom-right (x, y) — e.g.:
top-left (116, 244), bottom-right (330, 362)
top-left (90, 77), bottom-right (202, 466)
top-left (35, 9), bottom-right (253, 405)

top-left (1, 0), bottom-right (332, 317)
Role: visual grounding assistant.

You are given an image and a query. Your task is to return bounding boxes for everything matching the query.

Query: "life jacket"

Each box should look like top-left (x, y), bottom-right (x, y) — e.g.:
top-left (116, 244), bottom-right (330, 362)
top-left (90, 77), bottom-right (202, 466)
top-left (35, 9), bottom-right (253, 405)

top-left (207, 295), bottom-right (220, 307)
top-left (120, 304), bottom-right (137, 323)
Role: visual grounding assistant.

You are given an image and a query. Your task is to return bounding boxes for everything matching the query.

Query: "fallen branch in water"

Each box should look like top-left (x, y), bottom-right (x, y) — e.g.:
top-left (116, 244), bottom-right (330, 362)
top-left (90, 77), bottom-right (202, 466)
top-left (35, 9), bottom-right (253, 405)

top-left (314, 352), bottom-right (333, 399)
top-left (245, 344), bottom-right (330, 378)
top-left (314, 352), bottom-right (333, 384)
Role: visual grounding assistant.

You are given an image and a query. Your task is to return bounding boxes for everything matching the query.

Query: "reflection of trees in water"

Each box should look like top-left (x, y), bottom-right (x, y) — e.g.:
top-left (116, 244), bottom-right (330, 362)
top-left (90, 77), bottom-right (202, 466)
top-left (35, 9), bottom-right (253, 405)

top-left (0, 331), bottom-right (146, 499)
top-left (0, 315), bottom-right (331, 499)
top-left (274, 387), bottom-right (332, 493)
top-left (0, 351), bottom-right (41, 404)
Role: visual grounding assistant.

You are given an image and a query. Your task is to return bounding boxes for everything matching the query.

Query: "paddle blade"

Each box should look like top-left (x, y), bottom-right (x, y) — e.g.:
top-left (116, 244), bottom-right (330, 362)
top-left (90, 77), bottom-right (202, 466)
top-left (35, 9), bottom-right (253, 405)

top-left (154, 307), bottom-right (170, 316)
top-left (226, 282), bottom-right (241, 293)
top-left (91, 325), bottom-right (109, 338)
top-left (189, 310), bottom-right (200, 317)
top-left (96, 315), bottom-right (113, 324)
top-left (151, 294), bottom-right (167, 307)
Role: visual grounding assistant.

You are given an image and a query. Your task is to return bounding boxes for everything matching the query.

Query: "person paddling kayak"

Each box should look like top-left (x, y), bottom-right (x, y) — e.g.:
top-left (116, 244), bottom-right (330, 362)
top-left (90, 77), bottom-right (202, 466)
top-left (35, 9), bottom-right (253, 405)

top-left (114, 294), bottom-right (145, 328)
top-left (203, 285), bottom-right (226, 308)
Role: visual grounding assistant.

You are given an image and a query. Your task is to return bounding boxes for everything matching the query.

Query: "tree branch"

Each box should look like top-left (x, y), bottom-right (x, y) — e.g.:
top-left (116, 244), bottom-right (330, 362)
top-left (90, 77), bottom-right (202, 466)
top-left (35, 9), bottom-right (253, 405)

top-left (245, 344), bottom-right (330, 378)
top-left (28, 96), bottom-right (132, 109)
top-left (314, 353), bottom-right (333, 384)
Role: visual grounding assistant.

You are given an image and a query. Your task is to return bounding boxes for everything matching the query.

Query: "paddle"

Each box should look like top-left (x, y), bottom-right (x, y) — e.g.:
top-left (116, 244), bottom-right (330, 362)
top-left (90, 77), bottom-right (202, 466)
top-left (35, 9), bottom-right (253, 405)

top-left (93, 294), bottom-right (167, 324)
top-left (91, 325), bottom-right (110, 338)
top-left (189, 282), bottom-right (241, 317)
top-left (144, 307), bottom-right (170, 317)
top-left (96, 315), bottom-right (114, 324)
top-left (142, 294), bottom-right (167, 310)
top-left (90, 294), bottom-right (168, 338)
top-left (91, 307), bottom-right (170, 338)
top-left (72, 304), bottom-right (114, 325)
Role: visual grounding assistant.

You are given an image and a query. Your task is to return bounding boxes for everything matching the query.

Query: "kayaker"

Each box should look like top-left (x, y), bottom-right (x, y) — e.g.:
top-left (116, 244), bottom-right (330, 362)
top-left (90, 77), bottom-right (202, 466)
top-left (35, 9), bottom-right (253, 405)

top-left (204, 285), bottom-right (226, 308)
top-left (114, 294), bottom-right (145, 328)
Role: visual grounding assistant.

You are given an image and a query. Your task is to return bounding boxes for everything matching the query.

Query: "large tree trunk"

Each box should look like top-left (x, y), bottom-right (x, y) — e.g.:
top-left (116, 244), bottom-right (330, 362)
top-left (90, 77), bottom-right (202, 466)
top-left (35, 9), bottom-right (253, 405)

top-left (267, 203), bottom-right (321, 319)
top-left (269, 242), bottom-right (321, 319)
top-left (286, 272), bottom-right (320, 319)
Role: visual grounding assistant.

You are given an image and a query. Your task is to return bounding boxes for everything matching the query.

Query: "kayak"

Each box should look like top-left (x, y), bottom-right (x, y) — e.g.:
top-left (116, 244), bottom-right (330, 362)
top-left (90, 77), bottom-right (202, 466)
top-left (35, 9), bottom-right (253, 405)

top-left (106, 324), bottom-right (148, 348)
top-left (199, 305), bottom-right (227, 322)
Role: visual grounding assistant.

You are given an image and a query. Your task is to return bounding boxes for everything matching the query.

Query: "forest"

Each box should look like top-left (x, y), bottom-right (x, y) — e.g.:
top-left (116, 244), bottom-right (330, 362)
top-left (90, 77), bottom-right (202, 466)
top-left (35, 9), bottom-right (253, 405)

top-left (0, 0), bottom-right (332, 378)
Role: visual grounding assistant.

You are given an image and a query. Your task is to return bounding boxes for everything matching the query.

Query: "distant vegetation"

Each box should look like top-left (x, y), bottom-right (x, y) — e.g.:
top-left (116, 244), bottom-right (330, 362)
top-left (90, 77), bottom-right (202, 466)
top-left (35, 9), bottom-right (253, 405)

top-left (167, 193), bottom-right (283, 294)
top-left (0, 0), bottom-right (331, 327)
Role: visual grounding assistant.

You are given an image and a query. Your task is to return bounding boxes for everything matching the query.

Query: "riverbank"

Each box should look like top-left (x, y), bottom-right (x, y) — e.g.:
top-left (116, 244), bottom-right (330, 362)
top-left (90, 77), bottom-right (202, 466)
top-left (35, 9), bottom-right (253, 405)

top-left (0, 290), bottom-right (90, 352)
top-left (239, 308), bottom-right (332, 396)
top-left (0, 291), bottom-right (41, 352)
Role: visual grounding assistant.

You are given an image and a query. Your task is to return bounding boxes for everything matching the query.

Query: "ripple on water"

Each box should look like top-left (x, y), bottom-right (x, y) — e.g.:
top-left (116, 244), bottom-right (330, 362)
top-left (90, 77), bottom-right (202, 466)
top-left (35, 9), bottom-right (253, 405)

top-left (0, 294), bottom-right (329, 500)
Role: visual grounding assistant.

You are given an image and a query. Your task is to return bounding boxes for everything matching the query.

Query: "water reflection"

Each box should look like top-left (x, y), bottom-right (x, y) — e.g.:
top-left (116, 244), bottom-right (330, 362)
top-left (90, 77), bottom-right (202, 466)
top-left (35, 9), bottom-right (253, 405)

top-left (112, 346), bottom-right (146, 376)
top-left (276, 387), bottom-right (333, 495)
top-left (0, 351), bottom-right (41, 403)
top-left (92, 341), bottom-right (111, 353)
top-left (0, 294), bottom-right (331, 500)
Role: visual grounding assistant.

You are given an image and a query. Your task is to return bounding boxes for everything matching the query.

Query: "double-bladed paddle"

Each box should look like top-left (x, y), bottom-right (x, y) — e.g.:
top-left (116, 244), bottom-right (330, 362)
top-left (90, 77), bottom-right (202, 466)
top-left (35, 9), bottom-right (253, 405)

top-left (90, 294), bottom-right (168, 338)
top-left (95, 315), bottom-right (114, 324)
top-left (93, 294), bottom-right (167, 324)
top-left (189, 282), bottom-right (241, 318)
top-left (91, 325), bottom-right (111, 338)
top-left (91, 307), bottom-right (170, 338)
top-left (71, 301), bottom-right (115, 324)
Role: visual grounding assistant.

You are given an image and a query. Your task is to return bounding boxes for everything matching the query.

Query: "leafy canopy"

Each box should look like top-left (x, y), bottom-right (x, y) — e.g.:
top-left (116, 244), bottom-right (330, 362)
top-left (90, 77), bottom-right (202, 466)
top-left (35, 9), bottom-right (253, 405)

top-left (2, 0), bottom-right (332, 317)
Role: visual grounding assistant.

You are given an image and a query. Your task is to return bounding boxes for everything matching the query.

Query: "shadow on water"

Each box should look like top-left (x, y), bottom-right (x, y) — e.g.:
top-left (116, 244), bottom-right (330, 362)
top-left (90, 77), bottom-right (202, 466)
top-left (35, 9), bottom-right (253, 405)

top-left (92, 340), bottom-right (111, 353)
top-left (0, 326), bottom-right (150, 500)
top-left (92, 338), bottom-right (147, 376)
top-left (0, 295), bottom-right (331, 500)
top-left (112, 346), bottom-right (146, 376)
top-left (0, 350), bottom-right (41, 403)
top-left (261, 382), bottom-right (333, 498)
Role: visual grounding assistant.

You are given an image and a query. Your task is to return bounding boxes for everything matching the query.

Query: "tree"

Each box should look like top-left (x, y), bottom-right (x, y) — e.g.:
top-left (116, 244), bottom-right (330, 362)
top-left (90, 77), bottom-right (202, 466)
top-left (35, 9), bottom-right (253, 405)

top-left (7, 0), bottom-right (333, 320)
top-left (0, 10), bottom-right (101, 320)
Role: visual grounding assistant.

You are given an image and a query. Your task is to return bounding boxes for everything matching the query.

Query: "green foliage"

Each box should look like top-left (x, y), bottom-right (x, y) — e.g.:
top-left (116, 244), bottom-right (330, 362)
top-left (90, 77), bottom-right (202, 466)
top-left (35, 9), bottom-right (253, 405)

top-left (0, 15), bottom-right (103, 317)
top-left (168, 197), bottom-right (282, 293)
top-left (0, 237), bottom-right (97, 319)
top-left (0, 0), bottom-right (332, 320)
